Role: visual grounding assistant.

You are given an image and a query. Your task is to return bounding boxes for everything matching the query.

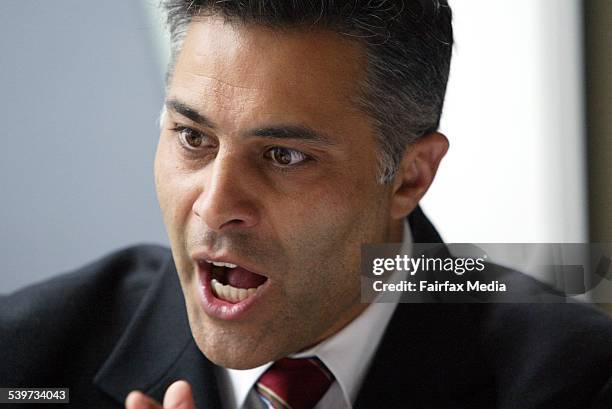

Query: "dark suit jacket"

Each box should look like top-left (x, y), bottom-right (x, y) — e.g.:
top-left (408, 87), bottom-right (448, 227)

top-left (1, 207), bottom-right (611, 409)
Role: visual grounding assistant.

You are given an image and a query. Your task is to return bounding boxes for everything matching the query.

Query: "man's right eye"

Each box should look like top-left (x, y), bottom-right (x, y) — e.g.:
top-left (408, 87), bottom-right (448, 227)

top-left (172, 126), bottom-right (209, 149)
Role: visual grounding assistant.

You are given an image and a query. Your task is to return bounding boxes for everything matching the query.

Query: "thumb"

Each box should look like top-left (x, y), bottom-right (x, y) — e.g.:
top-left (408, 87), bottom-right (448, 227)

top-left (163, 380), bottom-right (196, 409)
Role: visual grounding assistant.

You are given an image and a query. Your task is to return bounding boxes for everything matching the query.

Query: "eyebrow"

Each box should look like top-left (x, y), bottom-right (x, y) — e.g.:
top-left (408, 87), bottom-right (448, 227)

top-left (165, 99), bottom-right (218, 129)
top-left (247, 125), bottom-right (336, 146)
top-left (165, 99), bottom-right (338, 147)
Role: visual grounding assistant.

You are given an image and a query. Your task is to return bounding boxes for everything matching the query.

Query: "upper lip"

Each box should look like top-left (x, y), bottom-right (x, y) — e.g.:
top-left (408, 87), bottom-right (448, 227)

top-left (191, 251), bottom-right (268, 278)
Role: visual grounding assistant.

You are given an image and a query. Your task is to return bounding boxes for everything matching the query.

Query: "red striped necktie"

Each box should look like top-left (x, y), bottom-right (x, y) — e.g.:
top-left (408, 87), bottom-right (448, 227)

top-left (255, 357), bottom-right (335, 409)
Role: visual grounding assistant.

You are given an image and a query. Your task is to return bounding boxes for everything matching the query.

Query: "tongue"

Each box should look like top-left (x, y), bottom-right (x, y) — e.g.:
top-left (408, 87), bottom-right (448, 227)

top-left (226, 267), bottom-right (267, 289)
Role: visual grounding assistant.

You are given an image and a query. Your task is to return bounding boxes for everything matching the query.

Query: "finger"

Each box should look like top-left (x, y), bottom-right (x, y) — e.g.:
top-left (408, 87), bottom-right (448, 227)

top-left (162, 380), bottom-right (196, 409)
top-left (125, 390), bottom-right (162, 409)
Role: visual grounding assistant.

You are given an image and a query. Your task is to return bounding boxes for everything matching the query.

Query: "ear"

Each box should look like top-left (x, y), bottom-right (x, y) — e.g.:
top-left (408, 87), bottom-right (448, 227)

top-left (389, 132), bottom-right (449, 220)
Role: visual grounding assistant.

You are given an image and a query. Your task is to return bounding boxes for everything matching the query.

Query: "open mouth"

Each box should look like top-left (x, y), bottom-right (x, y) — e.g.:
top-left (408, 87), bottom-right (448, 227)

top-left (207, 260), bottom-right (268, 304)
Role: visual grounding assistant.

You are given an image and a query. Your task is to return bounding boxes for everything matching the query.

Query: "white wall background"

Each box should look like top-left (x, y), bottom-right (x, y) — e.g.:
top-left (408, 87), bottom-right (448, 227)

top-left (423, 0), bottom-right (587, 245)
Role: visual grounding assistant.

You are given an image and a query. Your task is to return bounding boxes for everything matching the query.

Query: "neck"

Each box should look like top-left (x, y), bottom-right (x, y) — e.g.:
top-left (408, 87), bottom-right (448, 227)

top-left (302, 301), bottom-right (369, 351)
top-left (388, 216), bottom-right (405, 243)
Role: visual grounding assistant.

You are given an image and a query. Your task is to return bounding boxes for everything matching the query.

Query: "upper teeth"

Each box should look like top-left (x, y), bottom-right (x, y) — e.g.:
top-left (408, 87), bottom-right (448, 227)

top-left (206, 260), bottom-right (238, 269)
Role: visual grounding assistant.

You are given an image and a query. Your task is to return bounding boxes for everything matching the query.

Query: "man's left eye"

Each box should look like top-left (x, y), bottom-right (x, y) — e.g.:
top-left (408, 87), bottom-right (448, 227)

top-left (264, 147), bottom-right (309, 166)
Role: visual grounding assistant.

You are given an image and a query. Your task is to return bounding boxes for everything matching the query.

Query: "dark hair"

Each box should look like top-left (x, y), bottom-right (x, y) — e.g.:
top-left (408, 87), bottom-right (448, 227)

top-left (162, 0), bottom-right (453, 183)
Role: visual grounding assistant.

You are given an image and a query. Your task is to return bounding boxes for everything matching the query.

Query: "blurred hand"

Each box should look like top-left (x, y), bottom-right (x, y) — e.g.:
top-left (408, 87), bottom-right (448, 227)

top-left (125, 380), bottom-right (196, 409)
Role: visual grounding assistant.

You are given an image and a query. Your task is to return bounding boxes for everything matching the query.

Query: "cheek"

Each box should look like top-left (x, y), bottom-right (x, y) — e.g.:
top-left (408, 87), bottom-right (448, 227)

top-left (278, 179), bottom-right (387, 274)
top-left (154, 139), bottom-right (199, 242)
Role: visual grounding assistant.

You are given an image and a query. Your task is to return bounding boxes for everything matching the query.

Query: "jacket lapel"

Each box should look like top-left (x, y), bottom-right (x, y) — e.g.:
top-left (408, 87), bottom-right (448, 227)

top-left (354, 206), bottom-right (494, 409)
top-left (93, 255), bottom-right (223, 408)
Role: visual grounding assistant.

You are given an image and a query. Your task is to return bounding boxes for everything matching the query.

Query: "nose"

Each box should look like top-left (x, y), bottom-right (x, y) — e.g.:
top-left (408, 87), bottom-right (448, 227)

top-left (192, 152), bottom-right (260, 231)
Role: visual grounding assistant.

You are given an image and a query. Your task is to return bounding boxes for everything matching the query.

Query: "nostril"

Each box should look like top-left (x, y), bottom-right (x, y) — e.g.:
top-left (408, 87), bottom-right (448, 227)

top-left (224, 219), bottom-right (246, 225)
top-left (193, 188), bottom-right (259, 230)
top-left (219, 219), bottom-right (247, 229)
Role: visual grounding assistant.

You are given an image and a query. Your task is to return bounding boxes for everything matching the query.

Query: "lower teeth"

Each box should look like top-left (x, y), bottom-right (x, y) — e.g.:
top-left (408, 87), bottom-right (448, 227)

top-left (211, 278), bottom-right (259, 303)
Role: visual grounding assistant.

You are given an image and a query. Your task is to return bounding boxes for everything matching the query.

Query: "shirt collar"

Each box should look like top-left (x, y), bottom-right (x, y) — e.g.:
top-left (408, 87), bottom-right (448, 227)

top-left (225, 220), bottom-right (412, 409)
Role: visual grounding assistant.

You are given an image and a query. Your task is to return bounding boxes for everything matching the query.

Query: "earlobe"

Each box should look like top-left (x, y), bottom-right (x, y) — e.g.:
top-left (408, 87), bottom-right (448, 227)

top-left (389, 132), bottom-right (449, 220)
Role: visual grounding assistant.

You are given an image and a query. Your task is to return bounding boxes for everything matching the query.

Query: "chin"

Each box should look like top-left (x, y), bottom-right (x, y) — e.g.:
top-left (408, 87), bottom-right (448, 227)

top-left (195, 335), bottom-right (275, 369)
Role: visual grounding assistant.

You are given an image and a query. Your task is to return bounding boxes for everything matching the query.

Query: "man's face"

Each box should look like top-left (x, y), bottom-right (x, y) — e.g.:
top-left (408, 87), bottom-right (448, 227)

top-left (155, 17), bottom-right (398, 369)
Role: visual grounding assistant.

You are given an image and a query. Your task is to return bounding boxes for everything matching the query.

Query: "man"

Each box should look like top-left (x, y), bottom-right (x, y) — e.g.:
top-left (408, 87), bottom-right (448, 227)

top-left (1, 1), bottom-right (611, 408)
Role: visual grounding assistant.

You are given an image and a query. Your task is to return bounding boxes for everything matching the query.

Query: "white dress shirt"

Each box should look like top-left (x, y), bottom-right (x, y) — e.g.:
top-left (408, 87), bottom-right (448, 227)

top-left (216, 221), bottom-right (412, 409)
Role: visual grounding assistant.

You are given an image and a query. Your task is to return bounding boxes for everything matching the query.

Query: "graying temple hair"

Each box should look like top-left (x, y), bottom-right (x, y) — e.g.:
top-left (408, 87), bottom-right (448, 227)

top-left (161, 0), bottom-right (453, 184)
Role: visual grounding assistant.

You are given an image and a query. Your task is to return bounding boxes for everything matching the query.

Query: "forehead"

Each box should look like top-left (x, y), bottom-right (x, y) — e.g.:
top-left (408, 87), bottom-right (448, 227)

top-left (168, 16), bottom-right (370, 136)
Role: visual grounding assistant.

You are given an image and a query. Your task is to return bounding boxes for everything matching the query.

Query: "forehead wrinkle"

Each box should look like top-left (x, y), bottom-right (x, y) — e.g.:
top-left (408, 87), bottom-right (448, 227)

top-left (179, 72), bottom-right (261, 112)
top-left (193, 73), bottom-right (265, 91)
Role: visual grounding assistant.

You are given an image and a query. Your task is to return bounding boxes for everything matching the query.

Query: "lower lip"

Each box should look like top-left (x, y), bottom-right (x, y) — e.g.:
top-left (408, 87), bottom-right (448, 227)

top-left (196, 262), bottom-right (269, 321)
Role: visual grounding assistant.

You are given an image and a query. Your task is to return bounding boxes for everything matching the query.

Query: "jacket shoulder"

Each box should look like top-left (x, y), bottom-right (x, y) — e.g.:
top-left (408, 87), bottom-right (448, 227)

top-left (481, 301), bottom-right (612, 408)
top-left (0, 244), bottom-right (173, 385)
top-left (1, 244), bottom-right (171, 319)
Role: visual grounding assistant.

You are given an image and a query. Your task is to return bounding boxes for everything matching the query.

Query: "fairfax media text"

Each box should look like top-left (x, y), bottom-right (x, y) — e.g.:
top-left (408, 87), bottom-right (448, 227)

top-left (373, 280), bottom-right (507, 293)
